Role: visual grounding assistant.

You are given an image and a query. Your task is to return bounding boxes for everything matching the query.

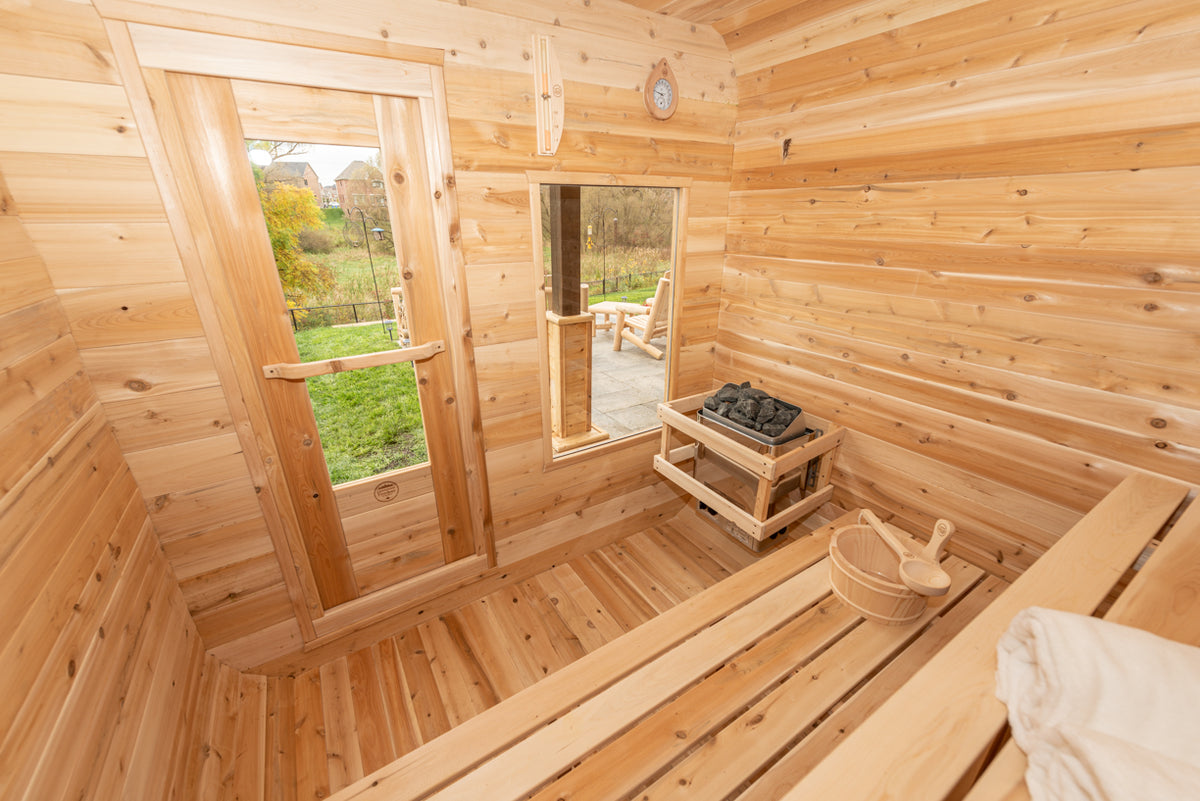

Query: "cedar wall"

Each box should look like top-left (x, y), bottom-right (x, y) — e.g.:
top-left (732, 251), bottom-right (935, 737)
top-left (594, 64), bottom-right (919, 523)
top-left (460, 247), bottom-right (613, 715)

top-left (0, 171), bottom-right (244, 800)
top-left (0, 0), bottom-right (734, 668)
top-left (718, 0), bottom-right (1200, 577)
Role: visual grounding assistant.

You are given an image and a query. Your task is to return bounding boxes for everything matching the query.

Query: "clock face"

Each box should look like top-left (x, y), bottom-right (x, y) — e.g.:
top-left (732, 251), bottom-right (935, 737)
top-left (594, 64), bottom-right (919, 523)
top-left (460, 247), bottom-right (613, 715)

top-left (653, 78), bottom-right (673, 110)
top-left (644, 59), bottom-right (678, 119)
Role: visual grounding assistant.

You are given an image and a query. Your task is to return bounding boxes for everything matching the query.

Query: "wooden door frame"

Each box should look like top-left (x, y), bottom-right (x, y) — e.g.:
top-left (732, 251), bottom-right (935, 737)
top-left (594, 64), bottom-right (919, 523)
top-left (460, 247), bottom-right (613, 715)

top-left (111, 21), bottom-right (492, 636)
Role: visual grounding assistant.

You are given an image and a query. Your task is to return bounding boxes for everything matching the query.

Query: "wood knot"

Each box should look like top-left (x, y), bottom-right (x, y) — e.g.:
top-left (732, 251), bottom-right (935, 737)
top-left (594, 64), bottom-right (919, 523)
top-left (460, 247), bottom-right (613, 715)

top-left (126, 379), bottom-right (151, 392)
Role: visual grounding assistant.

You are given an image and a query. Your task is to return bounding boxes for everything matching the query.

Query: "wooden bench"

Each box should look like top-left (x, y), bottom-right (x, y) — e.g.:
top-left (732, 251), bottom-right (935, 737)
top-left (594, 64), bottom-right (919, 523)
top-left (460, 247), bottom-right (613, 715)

top-left (328, 472), bottom-right (1193, 801)
top-left (783, 471), bottom-right (1193, 801)
top-left (962, 487), bottom-right (1200, 801)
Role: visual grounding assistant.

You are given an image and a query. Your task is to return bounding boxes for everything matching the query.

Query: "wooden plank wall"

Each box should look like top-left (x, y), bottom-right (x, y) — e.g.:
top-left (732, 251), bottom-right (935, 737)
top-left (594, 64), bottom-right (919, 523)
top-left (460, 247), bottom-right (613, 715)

top-left (0, 0), bottom-right (737, 667)
top-left (717, 0), bottom-right (1200, 577)
top-left (0, 0), bottom-right (302, 666)
top-left (0, 169), bottom-right (232, 800)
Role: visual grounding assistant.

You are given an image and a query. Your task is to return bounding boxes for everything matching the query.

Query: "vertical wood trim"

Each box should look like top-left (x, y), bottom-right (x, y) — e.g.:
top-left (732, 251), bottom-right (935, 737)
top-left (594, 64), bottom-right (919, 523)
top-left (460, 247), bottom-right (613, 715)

top-left (420, 68), bottom-right (494, 565)
top-left (529, 180), bottom-right (557, 467)
top-left (665, 186), bottom-right (687, 402)
top-left (155, 69), bottom-right (358, 607)
top-left (375, 95), bottom-right (478, 564)
top-left (103, 20), bottom-right (323, 636)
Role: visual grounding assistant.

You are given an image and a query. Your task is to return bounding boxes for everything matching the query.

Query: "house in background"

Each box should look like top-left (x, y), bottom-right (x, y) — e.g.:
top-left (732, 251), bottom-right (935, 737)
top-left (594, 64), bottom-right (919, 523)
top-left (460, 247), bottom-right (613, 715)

top-left (334, 160), bottom-right (386, 210)
top-left (261, 160), bottom-right (321, 201)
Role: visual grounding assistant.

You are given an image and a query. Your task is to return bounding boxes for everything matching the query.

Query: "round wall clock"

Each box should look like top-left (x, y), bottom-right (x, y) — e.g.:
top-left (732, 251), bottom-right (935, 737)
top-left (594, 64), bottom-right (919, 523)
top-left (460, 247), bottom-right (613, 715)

top-left (644, 58), bottom-right (678, 120)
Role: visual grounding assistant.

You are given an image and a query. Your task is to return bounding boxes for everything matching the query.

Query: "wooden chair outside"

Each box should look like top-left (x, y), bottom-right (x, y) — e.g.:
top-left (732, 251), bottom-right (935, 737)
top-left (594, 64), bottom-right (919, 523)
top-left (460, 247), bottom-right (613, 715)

top-left (607, 271), bottom-right (671, 360)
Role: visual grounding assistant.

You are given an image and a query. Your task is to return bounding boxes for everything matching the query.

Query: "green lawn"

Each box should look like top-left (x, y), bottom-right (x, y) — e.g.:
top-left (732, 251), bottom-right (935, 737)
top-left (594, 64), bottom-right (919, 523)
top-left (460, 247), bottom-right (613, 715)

top-left (587, 286), bottom-right (660, 305)
top-left (294, 325), bottom-right (427, 485)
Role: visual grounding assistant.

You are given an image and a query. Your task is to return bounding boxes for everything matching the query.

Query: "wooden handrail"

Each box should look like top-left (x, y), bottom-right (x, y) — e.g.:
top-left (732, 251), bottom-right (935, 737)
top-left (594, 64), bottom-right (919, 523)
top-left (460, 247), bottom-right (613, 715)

top-left (261, 340), bottom-right (445, 380)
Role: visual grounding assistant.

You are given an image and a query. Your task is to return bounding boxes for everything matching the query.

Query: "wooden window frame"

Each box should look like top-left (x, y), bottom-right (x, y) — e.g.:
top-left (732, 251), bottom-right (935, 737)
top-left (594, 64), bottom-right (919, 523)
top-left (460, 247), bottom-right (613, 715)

top-left (526, 171), bottom-right (691, 470)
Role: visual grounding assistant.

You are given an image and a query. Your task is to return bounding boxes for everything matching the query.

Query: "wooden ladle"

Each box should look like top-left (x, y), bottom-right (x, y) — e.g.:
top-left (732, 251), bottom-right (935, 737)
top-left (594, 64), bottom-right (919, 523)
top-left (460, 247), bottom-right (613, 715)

top-left (859, 510), bottom-right (954, 597)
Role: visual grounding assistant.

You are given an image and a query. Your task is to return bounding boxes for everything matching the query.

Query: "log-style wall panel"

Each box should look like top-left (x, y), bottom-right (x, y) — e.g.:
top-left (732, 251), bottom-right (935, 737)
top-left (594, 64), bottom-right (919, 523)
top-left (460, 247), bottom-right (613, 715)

top-left (718, 0), bottom-right (1200, 571)
top-left (1, 0), bottom-right (735, 664)
top-left (0, 169), bottom-right (222, 801)
top-left (0, 0), bottom-right (119, 84)
top-left (0, 8), bottom-right (301, 662)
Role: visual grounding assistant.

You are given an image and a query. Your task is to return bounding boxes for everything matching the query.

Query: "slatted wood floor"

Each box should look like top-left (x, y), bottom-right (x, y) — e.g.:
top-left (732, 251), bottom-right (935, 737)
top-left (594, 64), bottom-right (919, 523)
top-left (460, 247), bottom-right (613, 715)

top-left (262, 511), bottom-right (771, 800)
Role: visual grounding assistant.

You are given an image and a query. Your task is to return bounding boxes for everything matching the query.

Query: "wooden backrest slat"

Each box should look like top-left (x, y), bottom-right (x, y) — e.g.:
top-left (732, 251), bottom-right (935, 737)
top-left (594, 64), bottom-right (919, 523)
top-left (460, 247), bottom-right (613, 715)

top-left (782, 472), bottom-right (1190, 801)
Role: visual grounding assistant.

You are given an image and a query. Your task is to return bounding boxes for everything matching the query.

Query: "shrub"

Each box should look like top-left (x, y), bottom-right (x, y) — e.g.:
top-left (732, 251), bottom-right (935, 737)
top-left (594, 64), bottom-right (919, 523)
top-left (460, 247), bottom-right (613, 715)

top-left (298, 227), bottom-right (336, 254)
top-left (256, 182), bottom-right (333, 305)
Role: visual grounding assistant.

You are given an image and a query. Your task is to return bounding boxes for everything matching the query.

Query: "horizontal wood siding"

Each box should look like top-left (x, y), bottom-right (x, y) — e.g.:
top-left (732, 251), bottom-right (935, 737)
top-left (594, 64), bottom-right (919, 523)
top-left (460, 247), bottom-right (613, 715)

top-left (0, 170), bottom-right (214, 801)
top-left (718, 0), bottom-right (1200, 574)
top-left (0, 0), bottom-right (736, 661)
top-left (0, 0), bottom-right (295, 663)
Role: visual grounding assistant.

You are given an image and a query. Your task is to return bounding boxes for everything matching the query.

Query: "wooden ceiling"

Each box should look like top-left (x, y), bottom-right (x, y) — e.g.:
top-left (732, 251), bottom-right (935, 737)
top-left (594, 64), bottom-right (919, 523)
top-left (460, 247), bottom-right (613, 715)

top-left (621, 0), bottom-right (780, 34)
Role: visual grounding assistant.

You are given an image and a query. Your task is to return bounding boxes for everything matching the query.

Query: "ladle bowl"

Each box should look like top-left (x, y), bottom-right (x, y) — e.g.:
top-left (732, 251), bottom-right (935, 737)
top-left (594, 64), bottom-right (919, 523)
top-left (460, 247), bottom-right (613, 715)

top-left (859, 509), bottom-right (953, 597)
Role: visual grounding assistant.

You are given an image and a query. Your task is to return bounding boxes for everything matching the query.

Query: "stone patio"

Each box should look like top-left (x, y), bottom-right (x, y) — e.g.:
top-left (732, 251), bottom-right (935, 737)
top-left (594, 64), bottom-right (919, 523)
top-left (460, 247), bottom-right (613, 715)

top-left (589, 327), bottom-right (668, 440)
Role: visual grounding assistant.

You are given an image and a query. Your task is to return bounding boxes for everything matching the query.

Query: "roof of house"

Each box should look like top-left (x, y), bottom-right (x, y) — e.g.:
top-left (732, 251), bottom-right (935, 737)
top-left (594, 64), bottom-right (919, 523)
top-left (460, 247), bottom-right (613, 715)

top-left (263, 161), bottom-right (316, 183)
top-left (335, 160), bottom-right (383, 181)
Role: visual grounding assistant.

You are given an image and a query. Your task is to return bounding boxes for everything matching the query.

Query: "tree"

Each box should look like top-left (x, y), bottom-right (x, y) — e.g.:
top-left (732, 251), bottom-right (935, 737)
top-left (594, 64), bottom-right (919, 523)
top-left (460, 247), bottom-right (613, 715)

top-left (246, 140), bottom-right (311, 161)
top-left (256, 181), bottom-right (332, 306)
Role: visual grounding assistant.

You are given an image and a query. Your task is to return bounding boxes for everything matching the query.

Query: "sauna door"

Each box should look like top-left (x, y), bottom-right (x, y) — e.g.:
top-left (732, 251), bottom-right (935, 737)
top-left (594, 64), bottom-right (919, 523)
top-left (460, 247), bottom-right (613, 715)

top-left (136, 35), bottom-right (490, 625)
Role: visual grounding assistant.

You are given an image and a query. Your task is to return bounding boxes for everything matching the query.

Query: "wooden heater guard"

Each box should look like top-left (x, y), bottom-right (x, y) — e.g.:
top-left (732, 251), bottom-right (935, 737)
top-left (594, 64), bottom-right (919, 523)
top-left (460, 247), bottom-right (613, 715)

top-left (654, 393), bottom-right (845, 543)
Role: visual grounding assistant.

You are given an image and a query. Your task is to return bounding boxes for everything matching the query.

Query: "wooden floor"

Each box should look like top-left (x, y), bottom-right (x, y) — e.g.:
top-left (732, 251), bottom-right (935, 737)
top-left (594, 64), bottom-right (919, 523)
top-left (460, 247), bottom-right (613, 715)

top-left (260, 512), bottom-right (766, 800)
top-left (188, 506), bottom-right (1007, 801)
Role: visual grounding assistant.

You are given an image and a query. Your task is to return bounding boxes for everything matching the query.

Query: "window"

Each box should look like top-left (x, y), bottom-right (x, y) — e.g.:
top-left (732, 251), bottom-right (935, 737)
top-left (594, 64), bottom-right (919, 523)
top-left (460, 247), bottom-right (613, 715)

top-left (248, 141), bottom-right (427, 484)
top-left (532, 178), bottom-right (682, 457)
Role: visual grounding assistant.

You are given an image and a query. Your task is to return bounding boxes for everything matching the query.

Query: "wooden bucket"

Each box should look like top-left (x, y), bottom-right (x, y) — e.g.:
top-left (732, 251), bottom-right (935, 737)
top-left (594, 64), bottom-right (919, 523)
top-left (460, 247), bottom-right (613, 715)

top-left (829, 524), bottom-right (926, 625)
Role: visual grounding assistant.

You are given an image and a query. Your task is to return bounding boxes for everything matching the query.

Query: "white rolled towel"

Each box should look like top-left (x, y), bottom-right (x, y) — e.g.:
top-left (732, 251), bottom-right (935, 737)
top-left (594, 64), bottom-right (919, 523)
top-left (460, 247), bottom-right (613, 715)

top-left (995, 607), bottom-right (1200, 801)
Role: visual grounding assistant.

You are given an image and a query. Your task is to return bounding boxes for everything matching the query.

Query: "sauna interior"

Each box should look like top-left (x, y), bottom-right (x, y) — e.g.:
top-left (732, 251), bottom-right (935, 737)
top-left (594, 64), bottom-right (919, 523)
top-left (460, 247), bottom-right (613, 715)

top-left (3, 1), bottom-right (1198, 799)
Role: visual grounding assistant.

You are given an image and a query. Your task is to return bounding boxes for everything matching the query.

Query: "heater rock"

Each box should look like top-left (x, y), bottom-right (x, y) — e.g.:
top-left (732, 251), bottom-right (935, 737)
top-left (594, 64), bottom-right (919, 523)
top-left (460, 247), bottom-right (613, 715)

top-left (715, 383), bottom-right (741, 403)
top-left (729, 397), bottom-right (759, 428)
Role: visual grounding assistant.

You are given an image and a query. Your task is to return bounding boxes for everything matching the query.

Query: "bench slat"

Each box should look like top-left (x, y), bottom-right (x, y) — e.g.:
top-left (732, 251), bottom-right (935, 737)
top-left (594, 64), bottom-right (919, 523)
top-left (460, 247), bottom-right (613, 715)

top-left (638, 560), bottom-right (987, 801)
top-left (739, 575), bottom-right (1008, 801)
top-left (782, 472), bottom-right (1189, 801)
top-left (527, 593), bottom-right (864, 801)
top-left (330, 529), bottom-right (835, 801)
top-left (1106, 497), bottom-right (1200, 644)
top-left (426, 553), bottom-right (837, 801)
top-left (963, 494), bottom-right (1200, 801)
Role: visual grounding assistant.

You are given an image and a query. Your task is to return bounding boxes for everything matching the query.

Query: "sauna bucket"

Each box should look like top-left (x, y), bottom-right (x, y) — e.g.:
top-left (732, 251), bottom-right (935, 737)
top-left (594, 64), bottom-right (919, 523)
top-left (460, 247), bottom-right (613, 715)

top-left (829, 523), bottom-right (927, 625)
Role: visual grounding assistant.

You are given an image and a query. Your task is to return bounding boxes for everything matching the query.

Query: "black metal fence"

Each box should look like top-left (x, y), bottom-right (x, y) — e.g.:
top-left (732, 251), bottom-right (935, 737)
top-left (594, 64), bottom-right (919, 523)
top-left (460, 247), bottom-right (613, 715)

top-left (586, 270), bottom-right (667, 298)
top-left (288, 300), bottom-right (391, 331)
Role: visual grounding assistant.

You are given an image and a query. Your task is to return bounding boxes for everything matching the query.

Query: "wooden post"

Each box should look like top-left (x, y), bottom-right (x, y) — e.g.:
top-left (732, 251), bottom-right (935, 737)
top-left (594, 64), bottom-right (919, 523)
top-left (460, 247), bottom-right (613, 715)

top-left (549, 185), bottom-right (581, 317)
top-left (545, 185), bottom-right (605, 452)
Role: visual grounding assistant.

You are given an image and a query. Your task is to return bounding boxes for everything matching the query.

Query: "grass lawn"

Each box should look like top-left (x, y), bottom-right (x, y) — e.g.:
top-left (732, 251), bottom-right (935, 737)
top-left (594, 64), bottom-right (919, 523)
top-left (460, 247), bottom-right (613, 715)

top-left (294, 324), bottom-right (427, 485)
top-left (587, 286), bottom-right (659, 305)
